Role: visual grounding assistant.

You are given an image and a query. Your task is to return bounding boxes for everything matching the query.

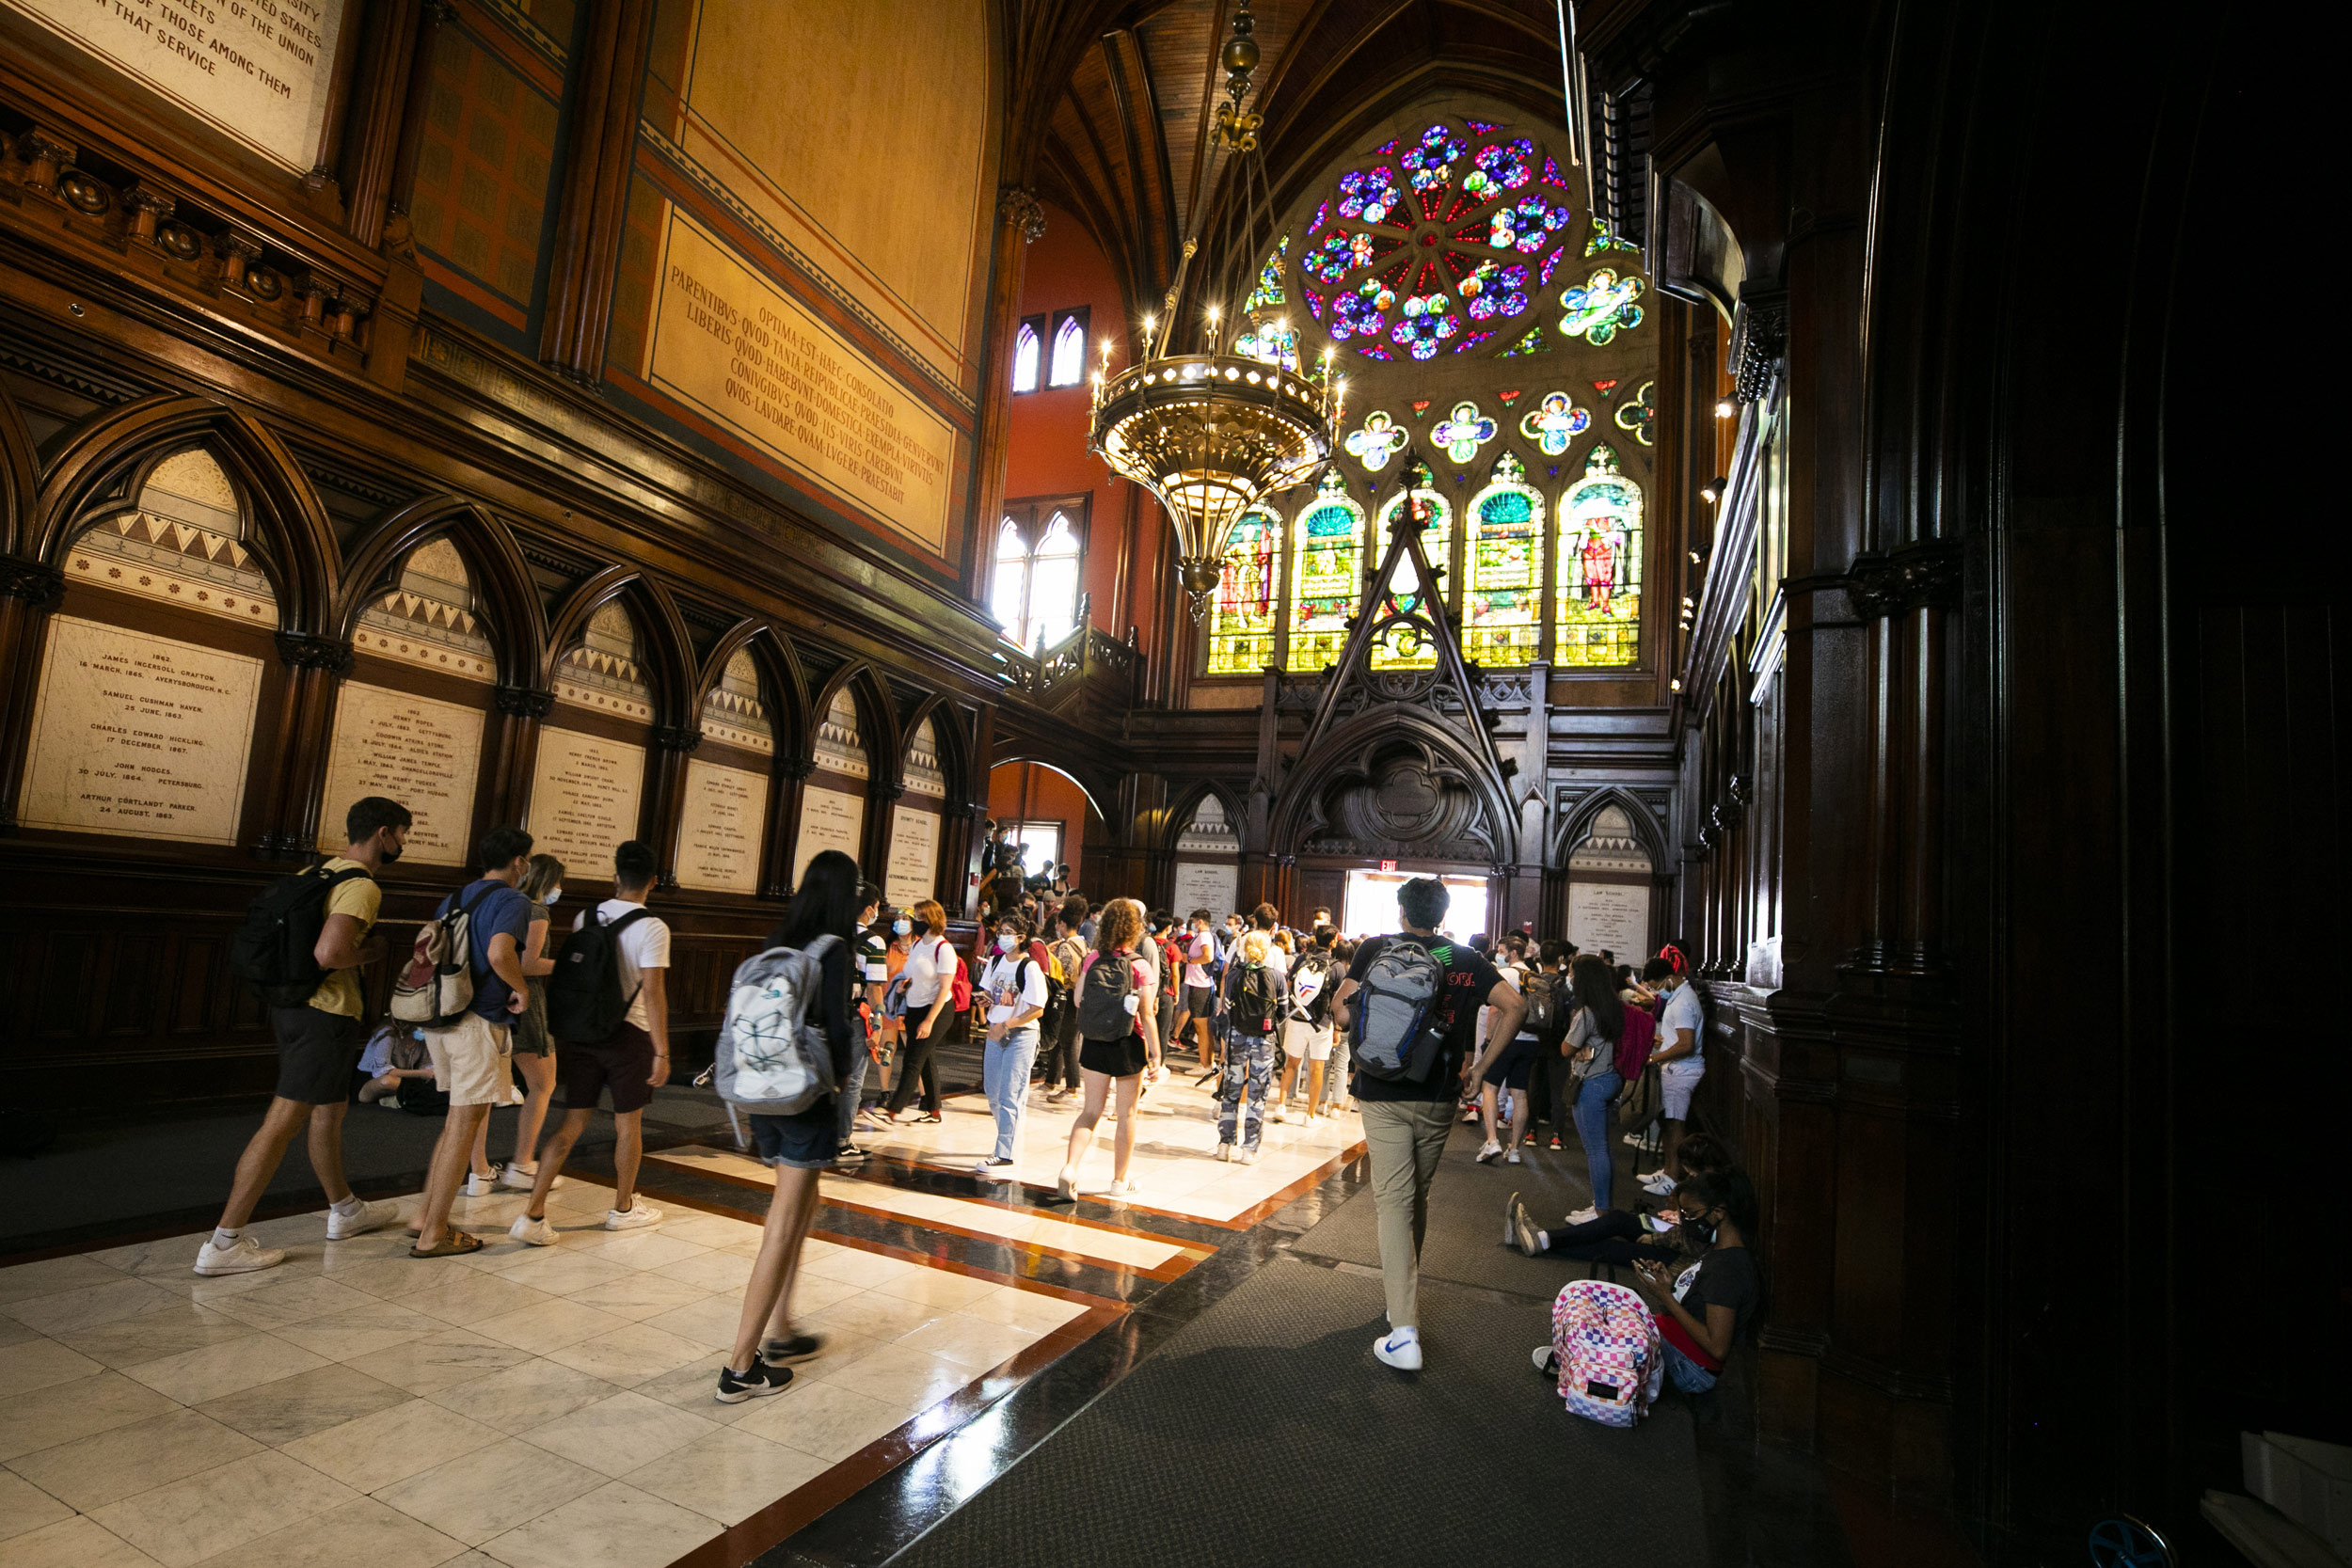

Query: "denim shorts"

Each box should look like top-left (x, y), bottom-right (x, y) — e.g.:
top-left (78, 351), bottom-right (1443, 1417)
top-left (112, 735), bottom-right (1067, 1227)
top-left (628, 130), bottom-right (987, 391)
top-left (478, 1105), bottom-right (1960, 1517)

top-left (1661, 1338), bottom-right (1718, 1393)
top-left (750, 1102), bottom-right (838, 1169)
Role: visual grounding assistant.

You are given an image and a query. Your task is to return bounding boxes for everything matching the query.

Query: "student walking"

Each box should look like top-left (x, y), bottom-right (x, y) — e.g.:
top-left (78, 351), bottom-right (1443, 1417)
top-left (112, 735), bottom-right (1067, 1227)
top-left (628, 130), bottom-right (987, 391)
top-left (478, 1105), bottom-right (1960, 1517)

top-left (199, 797), bottom-right (411, 1275)
top-left (885, 899), bottom-right (957, 1123)
top-left (1058, 898), bottom-right (1160, 1199)
top-left (476, 854), bottom-right (565, 1195)
top-left (1215, 925), bottom-right (1286, 1162)
top-left (410, 827), bottom-right (537, 1258)
top-left (834, 883), bottom-right (887, 1164)
top-left (713, 849), bottom-right (864, 1402)
top-left (1329, 878), bottom-right (1523, 1370)
top-left (973, 911), bottom-right (1050, 1179)
top-left (1273, 924), bottom-right (1340, 1122)
top-left (509, 841), bottom-right (672, 1244)
top-left (1042, 899), bottom-right (1089, 1101)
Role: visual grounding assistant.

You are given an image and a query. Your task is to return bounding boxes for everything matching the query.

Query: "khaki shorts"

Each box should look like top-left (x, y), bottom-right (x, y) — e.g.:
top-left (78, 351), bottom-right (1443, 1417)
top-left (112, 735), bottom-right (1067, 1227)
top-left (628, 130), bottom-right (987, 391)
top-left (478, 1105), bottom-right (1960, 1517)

top-left (424, 1012), bottom-right (513, 1107)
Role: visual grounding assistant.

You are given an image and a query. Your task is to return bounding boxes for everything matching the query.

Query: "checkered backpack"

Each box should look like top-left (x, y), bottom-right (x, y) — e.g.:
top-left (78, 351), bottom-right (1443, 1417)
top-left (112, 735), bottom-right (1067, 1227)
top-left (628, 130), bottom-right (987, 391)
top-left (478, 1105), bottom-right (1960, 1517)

top-left (1550, 1278), bottom-right (1664, 1427)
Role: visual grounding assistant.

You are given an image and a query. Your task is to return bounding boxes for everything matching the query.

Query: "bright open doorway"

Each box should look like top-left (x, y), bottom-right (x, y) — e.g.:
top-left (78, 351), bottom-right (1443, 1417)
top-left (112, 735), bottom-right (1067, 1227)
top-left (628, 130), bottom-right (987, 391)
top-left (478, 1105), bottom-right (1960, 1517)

top-left (1340, 869), bottom-right (1493, 944)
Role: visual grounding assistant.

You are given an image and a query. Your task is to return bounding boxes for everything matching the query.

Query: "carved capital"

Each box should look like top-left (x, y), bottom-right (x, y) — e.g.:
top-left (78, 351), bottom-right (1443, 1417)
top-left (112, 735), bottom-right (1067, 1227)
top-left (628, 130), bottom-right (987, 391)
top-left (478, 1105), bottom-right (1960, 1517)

top-left (1729, 291), bottom-right (1788, 404)
top-left (16, 132), bottom-right (75, 195)
top-left (275, 631), bottom-right (355, 673)
top-left (997, 186), bottom-right (1047, 244)
top-left (494, 685), bottom-right (554, 719)
top-left (780, 755), bottom-right (817, 782)
top-left (0, 557), bottom-right (66, 607)
top-left (654, 724), bottom-right (702, 753)
top-left (1847, 537), bottom-right (1963, 620)
top-left (875, 779), bottom-right (906, 803)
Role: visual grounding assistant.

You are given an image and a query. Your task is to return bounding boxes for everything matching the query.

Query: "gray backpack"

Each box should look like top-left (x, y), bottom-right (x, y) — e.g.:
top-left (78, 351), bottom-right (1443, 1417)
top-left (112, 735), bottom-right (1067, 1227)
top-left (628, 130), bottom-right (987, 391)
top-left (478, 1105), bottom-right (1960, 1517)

top-left (712, 934), bottom-right (840, 1112)
top-left (1349, 936), bottom-right (1448, 1082)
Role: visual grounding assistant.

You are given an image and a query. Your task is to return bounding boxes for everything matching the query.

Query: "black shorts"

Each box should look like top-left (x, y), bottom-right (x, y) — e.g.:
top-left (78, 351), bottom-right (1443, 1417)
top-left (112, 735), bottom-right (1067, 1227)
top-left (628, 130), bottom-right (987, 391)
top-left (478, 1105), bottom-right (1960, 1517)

top-left (1079, 1034), bottom-right (1151, 1078)
top-left (1483, 1037), bottom-right (1536, 1091)
top-left (751, 1105), bottom-right (838, 1169)
top-left (273, 1006), bottom-right (363, 1104)
top-left (559, 1022), bottom-right (657, 1115)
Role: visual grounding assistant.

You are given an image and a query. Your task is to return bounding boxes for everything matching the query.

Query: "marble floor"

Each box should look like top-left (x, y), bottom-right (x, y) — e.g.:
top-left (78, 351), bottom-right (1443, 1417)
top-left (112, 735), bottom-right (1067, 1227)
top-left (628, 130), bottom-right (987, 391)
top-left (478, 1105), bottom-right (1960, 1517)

top-left (0, 1073), bottom-right (1363, 1568)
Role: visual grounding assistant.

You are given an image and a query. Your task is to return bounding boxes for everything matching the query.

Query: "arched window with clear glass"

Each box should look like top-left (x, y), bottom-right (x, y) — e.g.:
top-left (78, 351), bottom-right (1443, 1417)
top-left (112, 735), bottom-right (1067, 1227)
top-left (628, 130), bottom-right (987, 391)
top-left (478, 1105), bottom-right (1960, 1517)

top-left (1465, 450), bottom-right (1545, 665)
top-left (1011, 322), bottom-right (1041, 392)
top-left (993, 508), bottom-right (1083, 652)
top-left (1286, 470), bottom-right (1367, 672)
top-left (1554, 443), bottom-right (1643, 665)
top-left (1205, 507), bottom-right (1282, 674)
top-left (1048, 315), bottom-right (1087, 387)
top-left (1369, 465), bottom-right (1453, 671)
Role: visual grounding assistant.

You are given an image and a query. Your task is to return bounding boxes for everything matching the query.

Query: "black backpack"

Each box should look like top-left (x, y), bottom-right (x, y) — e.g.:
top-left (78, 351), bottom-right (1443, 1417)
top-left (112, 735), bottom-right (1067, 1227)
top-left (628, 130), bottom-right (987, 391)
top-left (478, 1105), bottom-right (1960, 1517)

top-left (1074, 951), bottom-right (1137, 1040)
top-left (547, 908), bottom-right (654, 1044)
top-left (1523, 971), bottom-right (1565, 1035)
top-left (230, 863), bottom-right (373, 1006)
top-left (1228, 959), bottom-right (1280, 1036)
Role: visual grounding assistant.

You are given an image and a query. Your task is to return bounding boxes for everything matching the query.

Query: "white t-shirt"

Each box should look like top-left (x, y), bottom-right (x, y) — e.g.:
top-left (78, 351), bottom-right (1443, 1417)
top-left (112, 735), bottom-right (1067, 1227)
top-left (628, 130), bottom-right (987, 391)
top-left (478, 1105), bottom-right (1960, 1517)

top-left (577, 899), bottom-right (671, 1031)
top-left (1660, 981), bottom-right (1704, 1061)
top-left (978, 950), bottom-right (1049, 1029)
top-left (901, 934), bottom-right (956, 1008)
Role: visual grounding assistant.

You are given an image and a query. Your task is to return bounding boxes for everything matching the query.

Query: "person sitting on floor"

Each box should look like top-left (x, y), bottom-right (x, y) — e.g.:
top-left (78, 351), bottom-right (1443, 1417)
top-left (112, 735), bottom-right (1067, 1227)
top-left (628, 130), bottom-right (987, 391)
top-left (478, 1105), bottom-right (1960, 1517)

top-left (356, 1024), bottom-right (435, 1104)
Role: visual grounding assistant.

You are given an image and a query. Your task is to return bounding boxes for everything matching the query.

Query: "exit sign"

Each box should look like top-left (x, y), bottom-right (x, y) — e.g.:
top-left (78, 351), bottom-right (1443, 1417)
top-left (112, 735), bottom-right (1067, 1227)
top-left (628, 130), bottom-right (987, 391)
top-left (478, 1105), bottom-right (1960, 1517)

top-left (1379, 860), bottom-right (1397, 871)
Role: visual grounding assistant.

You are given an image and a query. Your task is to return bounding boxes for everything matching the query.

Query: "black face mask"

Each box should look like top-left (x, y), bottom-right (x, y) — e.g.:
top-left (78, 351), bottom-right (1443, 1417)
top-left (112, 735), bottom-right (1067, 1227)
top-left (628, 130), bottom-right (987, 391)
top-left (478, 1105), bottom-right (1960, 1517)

top-left (1680, 1208), bottom-right (1718, 1245)
top-left (379, 838), bottom-right (405, 864)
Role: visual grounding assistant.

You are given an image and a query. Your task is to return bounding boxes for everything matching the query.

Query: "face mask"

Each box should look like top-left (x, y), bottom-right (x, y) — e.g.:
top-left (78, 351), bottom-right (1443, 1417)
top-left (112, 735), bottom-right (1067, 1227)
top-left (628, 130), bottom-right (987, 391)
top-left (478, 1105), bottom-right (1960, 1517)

top-left (893, 920), bottom-right (912, 935)
top-left (380, 841), bottom-right (405, 864)
top-left (1680, 1209), bottom-right (1717, 1245)
top-left (545, 888), bottom-right (562, 906)
top-left (996, 935), bottom-right (1017, 952)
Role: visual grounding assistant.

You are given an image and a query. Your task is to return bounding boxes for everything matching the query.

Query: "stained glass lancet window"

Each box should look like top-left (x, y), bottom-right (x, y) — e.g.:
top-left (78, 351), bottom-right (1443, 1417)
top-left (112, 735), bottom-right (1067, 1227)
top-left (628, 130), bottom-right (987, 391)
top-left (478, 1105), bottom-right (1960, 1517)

top-left (1555, 444), bottom-right (1644, 665)
top-left (1048, 315), bottom-right (1087, 387)
top-left (1205, 508), bottom-right (1282, 675)
top-left (1370, 467), bottom-right (1454, 671)
top-left (1285, 470), bottom-right (1367, 672)
top-left (1466, 451), bottom-right (1545, 665)
top-left (1011, 322), bottom-right (1041, 392)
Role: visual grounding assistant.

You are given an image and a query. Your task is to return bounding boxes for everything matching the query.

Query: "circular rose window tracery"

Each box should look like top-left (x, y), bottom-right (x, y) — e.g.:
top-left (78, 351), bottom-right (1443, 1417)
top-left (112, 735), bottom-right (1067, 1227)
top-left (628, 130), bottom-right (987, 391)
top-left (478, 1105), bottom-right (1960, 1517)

top-left (1298, 117), bottom-right (1578, 361)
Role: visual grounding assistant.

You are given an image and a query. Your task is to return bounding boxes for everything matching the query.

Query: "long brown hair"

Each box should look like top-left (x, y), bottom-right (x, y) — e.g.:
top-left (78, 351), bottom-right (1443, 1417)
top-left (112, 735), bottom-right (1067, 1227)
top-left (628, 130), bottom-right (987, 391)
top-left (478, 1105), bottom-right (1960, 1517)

top-left (1093, 897), bottom-right (1141, 955)
top-left (1571, 955), bottom-right (1624, 1043)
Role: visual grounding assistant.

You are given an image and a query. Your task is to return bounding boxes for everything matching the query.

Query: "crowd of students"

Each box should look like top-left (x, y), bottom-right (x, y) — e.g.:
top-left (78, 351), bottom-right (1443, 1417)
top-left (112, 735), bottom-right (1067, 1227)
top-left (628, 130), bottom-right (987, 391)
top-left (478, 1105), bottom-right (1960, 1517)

top-left (205, 800), bottom-right (1750, 1414)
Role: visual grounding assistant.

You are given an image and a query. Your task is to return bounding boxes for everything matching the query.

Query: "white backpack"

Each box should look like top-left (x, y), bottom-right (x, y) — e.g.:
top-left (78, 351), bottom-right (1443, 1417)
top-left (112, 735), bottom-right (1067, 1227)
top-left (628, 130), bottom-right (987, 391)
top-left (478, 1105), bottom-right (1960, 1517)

top-left (712, 934), bottom-right (840, 1112)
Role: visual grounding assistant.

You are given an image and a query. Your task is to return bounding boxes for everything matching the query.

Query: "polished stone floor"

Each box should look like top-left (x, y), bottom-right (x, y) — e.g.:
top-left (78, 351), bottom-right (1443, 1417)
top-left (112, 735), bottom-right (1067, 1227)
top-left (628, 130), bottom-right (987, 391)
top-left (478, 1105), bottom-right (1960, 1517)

top-left (0, 1073), bottom-right (1363, 1568)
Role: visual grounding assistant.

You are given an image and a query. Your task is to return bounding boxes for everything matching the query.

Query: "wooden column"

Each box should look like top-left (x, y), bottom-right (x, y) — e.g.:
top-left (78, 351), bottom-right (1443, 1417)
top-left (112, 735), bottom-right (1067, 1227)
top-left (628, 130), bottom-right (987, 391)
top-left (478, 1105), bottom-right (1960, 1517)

top-left (338, 0), bottom-right (425, 250)
top-left (262, 634), bottom-right (353, 858)
top-left (486, 685), bottom-right (552, 830)
top-left (539, 0), bottom-right (657, 383)
top-left (0, 559), bottom-right (64, 832)
top-left (646, 723), bottom-right (699, 885)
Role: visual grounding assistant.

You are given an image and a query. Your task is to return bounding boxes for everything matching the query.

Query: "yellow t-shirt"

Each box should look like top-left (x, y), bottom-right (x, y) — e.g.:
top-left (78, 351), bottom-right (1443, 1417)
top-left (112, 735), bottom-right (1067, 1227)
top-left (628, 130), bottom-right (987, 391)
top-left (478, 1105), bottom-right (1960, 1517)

top-left (308, 858), bottom-right (382, 1018)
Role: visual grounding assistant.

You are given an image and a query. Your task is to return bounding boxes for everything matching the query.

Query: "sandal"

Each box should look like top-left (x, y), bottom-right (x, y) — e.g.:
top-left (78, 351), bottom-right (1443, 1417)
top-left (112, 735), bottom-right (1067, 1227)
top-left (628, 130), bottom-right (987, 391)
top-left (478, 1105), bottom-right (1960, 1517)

top-left (409, 1230), bottom-right (484, 1259)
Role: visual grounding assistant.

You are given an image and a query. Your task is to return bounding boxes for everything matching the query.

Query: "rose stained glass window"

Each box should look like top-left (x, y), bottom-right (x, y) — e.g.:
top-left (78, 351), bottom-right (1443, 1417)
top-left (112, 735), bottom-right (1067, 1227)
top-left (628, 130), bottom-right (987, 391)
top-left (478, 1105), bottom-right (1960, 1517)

top-left (1205, 508), bottom-right (1283, 676)
top-left (1555, 445), bottom-right (1643, 666)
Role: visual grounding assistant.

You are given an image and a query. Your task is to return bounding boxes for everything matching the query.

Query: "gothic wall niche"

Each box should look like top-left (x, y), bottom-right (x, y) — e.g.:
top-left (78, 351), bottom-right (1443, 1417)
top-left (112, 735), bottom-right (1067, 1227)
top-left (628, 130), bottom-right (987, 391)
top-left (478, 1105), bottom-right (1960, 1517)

top-left (1304, 742), bottom-right (1499, 862)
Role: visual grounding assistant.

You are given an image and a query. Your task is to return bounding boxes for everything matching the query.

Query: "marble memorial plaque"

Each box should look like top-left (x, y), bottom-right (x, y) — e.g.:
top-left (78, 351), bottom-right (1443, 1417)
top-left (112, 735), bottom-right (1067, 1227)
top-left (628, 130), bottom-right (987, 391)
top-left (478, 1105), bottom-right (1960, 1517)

top-left (18, 615), bottom-right (263, 845)
top-left (315, 681), bottom-right (484, 864)
top-left (526, 725), bottom-right (646, 868)
top-left (792, 784), bottom-right (865, 880)
top-left (1170, 861), bottom-right (1238, 924)
top-left (675, 758), bottom-right (770, 895)
top-left (885, 803), bottom-right (940, 908)
top-left (1567, 880), bottom-right (1650, 960)
top-left (4, 0), bottom-right (350, 174)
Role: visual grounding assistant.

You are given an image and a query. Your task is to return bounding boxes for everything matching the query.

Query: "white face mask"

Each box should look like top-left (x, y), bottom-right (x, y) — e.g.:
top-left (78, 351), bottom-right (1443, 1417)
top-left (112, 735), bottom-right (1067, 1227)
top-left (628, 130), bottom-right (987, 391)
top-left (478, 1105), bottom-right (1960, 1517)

top-left (544, 888), bottom-right (562, 906)
top-left (996, 935), bottom-right (1017, 953)
top-left (893, 919), bottom-right (912, 935)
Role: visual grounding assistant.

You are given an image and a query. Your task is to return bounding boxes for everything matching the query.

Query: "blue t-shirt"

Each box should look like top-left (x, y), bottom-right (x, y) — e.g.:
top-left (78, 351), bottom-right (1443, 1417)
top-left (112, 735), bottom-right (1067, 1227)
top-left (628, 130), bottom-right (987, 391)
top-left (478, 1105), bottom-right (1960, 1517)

top-left (442, 879), bottom-right (534, 1021)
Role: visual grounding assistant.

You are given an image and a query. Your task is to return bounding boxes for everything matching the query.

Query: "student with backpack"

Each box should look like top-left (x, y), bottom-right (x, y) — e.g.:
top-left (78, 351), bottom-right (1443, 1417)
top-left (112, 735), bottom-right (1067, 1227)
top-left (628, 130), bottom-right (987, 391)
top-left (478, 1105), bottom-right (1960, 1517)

top-left (507, 840), bottom-right (672, 1245)
top-left (1521, 941), bottom-right (1574, 1150)
top-left (1551, 955), bottom-right (1632, 1225)
top-left (405, 826), bottom-right (537, 1259)
top-left (1272, 924), bottom-right (1340, 1123)
top-left (884, 898), bottom-right (958, 1123)
top-left (1042, 899), bottom-right (1089, 1102)
top-left (199, 797), bottom-right (413, 1275)
top-left (1328, 877), bottom-right (1524, 1371)
top-left (972, 911), bottom-right (1051, 1180)
top-left (708, 848), bottom-right (865, 1402)
top-left (1215, 923), bottom-right (1287, 1162)
top-left (1057, 897), bottom-right (1161, 1200)
top-left (832, 885), bottom-right (888, 1164)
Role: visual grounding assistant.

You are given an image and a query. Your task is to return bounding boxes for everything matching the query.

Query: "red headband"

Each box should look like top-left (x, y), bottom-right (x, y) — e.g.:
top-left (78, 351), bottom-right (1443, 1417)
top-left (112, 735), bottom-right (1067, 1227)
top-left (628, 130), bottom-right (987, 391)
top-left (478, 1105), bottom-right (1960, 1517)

top-left (1659, 943), bottom-right (1689, 974)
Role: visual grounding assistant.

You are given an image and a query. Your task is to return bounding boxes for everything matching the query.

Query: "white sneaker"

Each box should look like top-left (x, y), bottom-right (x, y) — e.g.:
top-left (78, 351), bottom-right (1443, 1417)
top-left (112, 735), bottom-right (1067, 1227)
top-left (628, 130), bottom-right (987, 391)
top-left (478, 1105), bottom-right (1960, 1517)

top-left (1106, 1178), bottom-right (1136, 1198)
top-left (1641, 1172), bottom-right (1677, 1195)
top-left (498, 1164), bottom-right (564, 1192)
top-left (1504, 1148), bottom-right (1522, 1165)
top-left (194, 1235), bottom-right (285, 1275)
top-left (1372, 1329), bottom-right (1423, 1371)
top-left (463, 1168), bottom-right (501, 1197)
top-left (1216, 1142), bottom-right (1233, 1162)
top-left (1563, 1206), bottom-right (1600, 1226)
top-left (604, 1204), bottom-right (662, 1231)
top-left (1475, 1140), bottom-right (1503, 1164)
top-left (1622, 1132), bottom-right (1645, 1148)
top-left (510, 1212), bottom-right (558, 1246)
top-left (326, 1198), bottom-right (399, 1241)
top-left (1270, 1105), bottom-right (1289, 1124)
top-left (972, 1159), bottom-right (1015, 1180)
top-left (1238, 1147), bottom-right (1260, 1165)
top-left (1056, 1166), bottom-right (1078, 1202)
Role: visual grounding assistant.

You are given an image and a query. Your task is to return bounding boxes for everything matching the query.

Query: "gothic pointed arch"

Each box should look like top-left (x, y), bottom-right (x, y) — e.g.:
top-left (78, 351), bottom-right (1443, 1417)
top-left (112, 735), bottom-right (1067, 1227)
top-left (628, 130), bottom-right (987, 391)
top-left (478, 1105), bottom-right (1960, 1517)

top-left (33, 397), bottom-right (339, 632)
top-left (899, 692), bottom-right (977, 810)
top-left (333, 499), bottom-right (545, 688)
top-left (806, 661), bottom-right (898, 787)
top-left (1551, 785), bottom-right (1667, 872)
top-left (1161, 777), bottom-right (1248, 858)
top-left (0, 379), bottom-right (37, 560)
top-left (543, 569), bottom-right (693, 729)
top-left (695, 620), bottom-right (809, 766)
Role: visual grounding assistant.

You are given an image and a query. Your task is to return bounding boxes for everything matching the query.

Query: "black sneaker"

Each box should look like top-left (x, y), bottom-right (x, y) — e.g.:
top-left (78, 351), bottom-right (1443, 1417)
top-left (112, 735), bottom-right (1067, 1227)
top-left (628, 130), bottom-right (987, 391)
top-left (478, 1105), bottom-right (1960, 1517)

top-left (759, 1333), bottom-right (826, 1367)
top-left (715, 1360), bottom-right (794, 1403)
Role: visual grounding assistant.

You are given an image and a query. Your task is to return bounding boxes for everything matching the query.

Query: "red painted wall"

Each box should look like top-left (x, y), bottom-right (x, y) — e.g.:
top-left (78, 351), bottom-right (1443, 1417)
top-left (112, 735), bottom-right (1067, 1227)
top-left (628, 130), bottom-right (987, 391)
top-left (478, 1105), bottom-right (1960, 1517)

top-left (987, 762), bottom-right (1095, 892)
top-left (1003, 203), bottom-right (1168, 664)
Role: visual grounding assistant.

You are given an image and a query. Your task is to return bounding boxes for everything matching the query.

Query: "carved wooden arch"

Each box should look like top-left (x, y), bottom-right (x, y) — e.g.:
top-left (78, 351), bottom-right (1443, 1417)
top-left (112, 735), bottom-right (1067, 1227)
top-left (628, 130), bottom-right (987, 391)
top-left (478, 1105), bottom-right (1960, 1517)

top-left (1549, 785), bottom-right (1669, 872)
top-left (1273, 708), bottom-right (1520, 864)
top-left (987, 753), bottom-right (1117, 824)
top-left (692, 618), bottom-right (810, 764)
top-left (1159, 775), bottom-right (1249, 857)
top-left (0, 379), bottom-right (37, 559)
top-left (31, 395), bottom-right (340, 632)
top-left (542, 567), bottom-right (696, 730)
top-left (331, 498), bottom-right (547, 687)
top-left (898, 691), bottom-right (976, 810)
top-left (806, 660), bottom-right (898, 785)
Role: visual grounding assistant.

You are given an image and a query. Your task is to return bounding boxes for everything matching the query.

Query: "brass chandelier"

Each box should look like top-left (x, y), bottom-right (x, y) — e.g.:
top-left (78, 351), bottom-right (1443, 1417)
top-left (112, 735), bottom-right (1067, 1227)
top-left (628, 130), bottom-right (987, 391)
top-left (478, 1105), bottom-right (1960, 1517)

top-left (1089, 0), bottom-right (1341, 619)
